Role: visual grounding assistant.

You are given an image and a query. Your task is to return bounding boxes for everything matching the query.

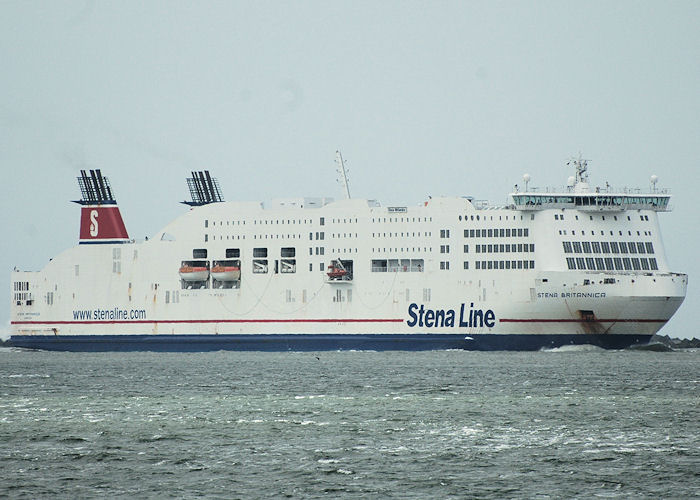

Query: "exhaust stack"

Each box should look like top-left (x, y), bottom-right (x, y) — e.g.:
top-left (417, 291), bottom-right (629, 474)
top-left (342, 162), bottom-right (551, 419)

top-left (73, 169), bottom-right (129, 244)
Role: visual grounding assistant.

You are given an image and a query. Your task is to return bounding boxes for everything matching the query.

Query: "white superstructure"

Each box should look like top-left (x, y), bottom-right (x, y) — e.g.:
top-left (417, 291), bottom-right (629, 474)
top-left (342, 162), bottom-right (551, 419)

top-left (9, 157), bottom-right (687, 351)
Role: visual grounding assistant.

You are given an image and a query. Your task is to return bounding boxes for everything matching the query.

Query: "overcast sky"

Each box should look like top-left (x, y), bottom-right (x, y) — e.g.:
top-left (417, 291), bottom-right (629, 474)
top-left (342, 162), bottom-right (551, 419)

top-left (2, 1), bottom-right (698, 339)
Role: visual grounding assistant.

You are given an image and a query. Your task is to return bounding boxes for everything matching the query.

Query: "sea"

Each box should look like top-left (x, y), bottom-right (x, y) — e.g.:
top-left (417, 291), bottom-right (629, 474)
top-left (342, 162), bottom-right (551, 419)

top-left (1, 347), bottom-right (698, 499)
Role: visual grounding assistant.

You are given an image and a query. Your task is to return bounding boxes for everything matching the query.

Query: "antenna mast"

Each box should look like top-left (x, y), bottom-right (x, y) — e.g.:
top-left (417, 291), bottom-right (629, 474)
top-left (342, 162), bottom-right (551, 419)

top-left (335, 150), bottom-right (351, 199)
top-left (567, 154), bottom-right (589, 185)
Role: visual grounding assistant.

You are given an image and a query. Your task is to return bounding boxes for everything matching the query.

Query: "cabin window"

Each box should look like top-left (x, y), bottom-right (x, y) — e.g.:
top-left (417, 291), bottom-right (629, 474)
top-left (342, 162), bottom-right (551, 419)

top-left (226, 248), bottom-right (240, 258)
top-left (193, 248), bottom-right (207, 258)
top-left (254, 248), bottom-right (268, 258)
top-left (281, 247), bottom-right (296, 257)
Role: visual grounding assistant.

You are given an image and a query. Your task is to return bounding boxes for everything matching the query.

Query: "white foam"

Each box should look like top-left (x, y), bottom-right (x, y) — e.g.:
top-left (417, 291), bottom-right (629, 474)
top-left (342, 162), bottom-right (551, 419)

top-left (541, 344), bottom-right (606, 353)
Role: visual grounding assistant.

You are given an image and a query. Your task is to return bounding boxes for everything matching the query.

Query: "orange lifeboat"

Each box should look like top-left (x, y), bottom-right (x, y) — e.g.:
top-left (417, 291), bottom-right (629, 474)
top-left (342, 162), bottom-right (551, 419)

top-left (327, 264), bottom-right (348, 280)
top-left (178, 265), bottom-right (210, 281)
top-left (211, 265), bottom-right (241, 281)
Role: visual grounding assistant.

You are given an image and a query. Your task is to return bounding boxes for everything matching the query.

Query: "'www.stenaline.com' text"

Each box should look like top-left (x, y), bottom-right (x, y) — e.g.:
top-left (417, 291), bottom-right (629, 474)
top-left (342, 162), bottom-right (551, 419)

top-left (73, 308), bottom-right (147, 321)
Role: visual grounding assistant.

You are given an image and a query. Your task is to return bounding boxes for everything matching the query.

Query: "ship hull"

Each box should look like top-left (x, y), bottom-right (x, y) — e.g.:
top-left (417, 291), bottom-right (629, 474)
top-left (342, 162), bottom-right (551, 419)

top-left (6, 332), bottom-right (653, 352)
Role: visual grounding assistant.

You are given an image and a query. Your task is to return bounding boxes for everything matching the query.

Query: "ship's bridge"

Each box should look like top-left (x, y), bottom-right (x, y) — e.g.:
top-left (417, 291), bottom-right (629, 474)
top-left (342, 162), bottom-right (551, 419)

top-left (511, 191), bottom-right (671, 212)
top-left (510, 157), bottom-right (671, 212)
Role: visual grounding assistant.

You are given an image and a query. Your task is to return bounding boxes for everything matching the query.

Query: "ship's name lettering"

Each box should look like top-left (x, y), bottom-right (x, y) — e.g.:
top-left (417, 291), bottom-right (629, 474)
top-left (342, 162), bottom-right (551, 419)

top-left (537, 292), bottom-right (607, 299)
top-left (406, 302), bottom-right (495, 328)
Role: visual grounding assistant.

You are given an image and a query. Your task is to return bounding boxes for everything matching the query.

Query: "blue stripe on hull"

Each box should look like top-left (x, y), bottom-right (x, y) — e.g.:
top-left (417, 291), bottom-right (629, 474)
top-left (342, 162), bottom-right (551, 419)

top-left (7, 333), bottom-right (652, 352)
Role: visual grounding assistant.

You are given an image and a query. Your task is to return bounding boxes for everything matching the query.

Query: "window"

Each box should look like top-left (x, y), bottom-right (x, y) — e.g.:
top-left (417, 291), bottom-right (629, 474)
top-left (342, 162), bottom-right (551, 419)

top-left (463, 244), bottom-right (469, 253)
top-left (645, 242), bottom-right (654, 254)
top-left (440, 229), bottom-right (450, 238)
top-left (440, 261), bottom-right (450, 270)
top-left (637, 242), bottom-right (646, 254)
top-left (193, 248), bottom-right (207, 258)
top-left (563, 241), bottom-right (573, 253)
top-left (372, 259), bottom-right (388, 272)
top-left (595, 258), bottom-right (605, 270)
top-left (605, 257), bottom-right (614, 270)
top-left (649, 258), bottom-right (658, 270)
top-left (582, 242), bottom-right (591, 253)
top-left (440, 245), bottom-right (450, 254)
top-left (573, 242), bottom-right (582, 253)
top-left (619, 242), bottom-right (628, 254)
top-left (281, 247), bottom-right (295, 257)
top-left (611, 242), bottom-right (620, 254)
top-left (576, 257), bottom-right (586, 269)
top-left (463, 261), bottom-right (469, 269)
top-left (253, 248), bottom-right (267, 257)
top-left (601, 242), bottom-right (611, 254)
top-left (592, 241), bottom-right (601, 253)
top-left (226, 248), bottom-right (240, 258)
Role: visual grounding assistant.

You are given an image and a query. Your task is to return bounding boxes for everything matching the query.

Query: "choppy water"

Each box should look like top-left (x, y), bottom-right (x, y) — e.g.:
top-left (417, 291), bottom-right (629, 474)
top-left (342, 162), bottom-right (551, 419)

top-left (1, 347), bottom-right (698, 499)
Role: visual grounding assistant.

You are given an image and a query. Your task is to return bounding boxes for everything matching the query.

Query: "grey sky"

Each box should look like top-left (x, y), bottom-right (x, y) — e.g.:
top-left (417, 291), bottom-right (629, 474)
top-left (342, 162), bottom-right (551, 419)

top-left (2, 1), bottom-right (698, 338)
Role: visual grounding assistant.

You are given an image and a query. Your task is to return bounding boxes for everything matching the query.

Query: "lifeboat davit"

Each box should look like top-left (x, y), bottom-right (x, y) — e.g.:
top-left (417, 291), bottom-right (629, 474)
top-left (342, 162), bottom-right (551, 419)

top-left (211, 265), bottom-right (241, 281)
top-left (179, 265), bottom-right (210, 281)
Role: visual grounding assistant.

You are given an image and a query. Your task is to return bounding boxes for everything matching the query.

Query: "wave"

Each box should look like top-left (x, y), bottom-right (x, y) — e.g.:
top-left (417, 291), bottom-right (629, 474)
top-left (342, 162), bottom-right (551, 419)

top-left (540, 344), bottom-right (607, 353)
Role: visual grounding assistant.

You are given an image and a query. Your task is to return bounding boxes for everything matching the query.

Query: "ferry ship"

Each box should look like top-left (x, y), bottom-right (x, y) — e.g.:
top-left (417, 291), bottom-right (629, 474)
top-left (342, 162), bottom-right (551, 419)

top-left (9, 153), bottom-right (687, 351)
